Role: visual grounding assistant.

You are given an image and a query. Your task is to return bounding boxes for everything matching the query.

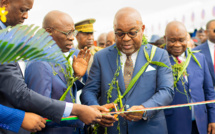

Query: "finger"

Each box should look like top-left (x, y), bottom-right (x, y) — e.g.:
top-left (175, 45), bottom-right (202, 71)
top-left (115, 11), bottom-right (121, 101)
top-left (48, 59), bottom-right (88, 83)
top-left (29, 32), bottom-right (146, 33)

top-left (102, 115), bottom-right (118, 121)
top-left (213, 127), bottom-right (215, 134)
top-left (96, 106), bottom-right (109, 112)
top-left (85, 50), bottom-right (91, 62)
top-left (39, 121), bottom-right (46, 129)
top-left (73, 55), bottom-right (77, 63)
top-left (208, 125), bottom-right (212, 134)
top-left (84, 47), bottom-right (88, 53)
top-left (35, 125), bottom-right (42, 132)
top-left (41, 117), bottom-right (46, 124)
top-left (99, 121), bottom-right (114, 127)
top-left (103, 103), bottom-right (116, 109)
top-left (126, 113), bottom-right (142, 120)
top-left (31, 129), bottom-right (37, 133)
top-left (77, 49), bottom-right (84, 58)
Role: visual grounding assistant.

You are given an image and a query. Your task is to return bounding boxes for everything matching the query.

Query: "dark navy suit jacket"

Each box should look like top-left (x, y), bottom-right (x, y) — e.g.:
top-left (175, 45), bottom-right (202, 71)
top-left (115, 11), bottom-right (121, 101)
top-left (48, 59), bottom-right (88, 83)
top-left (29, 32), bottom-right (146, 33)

top-left (193, 41), bottom-right (215, 86)
top-left (165, 50), bottom-right (215, 134)
top-left (25, 48), bottom-right (87, 134)
top-left (0, 104), bottom-right (25, 133)
top-left (81, 44), bottom-right (174, 134)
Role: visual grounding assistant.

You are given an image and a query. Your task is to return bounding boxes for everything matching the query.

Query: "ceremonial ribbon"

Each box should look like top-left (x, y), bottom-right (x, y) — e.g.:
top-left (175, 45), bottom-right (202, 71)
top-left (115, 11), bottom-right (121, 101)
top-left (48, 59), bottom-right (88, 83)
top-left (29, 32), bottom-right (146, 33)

top-left (44, 100), bottom-right (215, 122)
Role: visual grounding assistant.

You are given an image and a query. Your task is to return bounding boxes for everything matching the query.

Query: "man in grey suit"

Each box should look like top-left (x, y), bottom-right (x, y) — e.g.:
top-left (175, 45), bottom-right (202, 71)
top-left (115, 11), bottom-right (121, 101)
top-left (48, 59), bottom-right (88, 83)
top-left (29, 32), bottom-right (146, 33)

top-left (0, 0), bottom-right (102, 134)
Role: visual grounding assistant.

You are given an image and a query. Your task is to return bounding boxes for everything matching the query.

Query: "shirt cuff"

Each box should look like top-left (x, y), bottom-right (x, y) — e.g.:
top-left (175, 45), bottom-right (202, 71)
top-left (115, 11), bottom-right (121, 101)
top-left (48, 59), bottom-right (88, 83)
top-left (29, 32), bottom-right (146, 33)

top-left (63, 102), bottom-right (73, 117)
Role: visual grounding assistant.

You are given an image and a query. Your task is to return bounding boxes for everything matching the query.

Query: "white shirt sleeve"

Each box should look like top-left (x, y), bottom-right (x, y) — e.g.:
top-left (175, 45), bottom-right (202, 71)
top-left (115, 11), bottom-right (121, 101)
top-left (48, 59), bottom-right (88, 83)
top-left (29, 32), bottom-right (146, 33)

top-left (63, 102), bottom-right (73, 117)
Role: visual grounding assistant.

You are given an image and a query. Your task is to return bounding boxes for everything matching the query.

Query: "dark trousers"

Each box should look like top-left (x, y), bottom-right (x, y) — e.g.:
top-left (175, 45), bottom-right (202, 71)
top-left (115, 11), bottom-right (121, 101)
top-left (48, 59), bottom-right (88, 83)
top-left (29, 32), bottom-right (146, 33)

top-left (192, 121), bottom-right (199, 134)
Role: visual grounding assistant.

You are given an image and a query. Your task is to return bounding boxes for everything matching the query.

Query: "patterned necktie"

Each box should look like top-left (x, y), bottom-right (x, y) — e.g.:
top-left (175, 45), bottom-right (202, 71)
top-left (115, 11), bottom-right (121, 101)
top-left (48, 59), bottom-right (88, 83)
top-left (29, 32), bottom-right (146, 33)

top-left (124, 55), bottom-right (134, 89)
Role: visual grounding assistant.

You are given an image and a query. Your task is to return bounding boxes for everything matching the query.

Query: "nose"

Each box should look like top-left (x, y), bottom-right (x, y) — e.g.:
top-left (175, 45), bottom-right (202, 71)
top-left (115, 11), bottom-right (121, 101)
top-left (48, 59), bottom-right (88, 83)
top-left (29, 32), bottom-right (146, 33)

top-left (67, 34), bottom-right (74, 41)
top-left (174, 41), bottom-right (181, 47)
top-left (22, 12), bottom-right (28, 19)
top-left (122, 33), bottom-right (131, 41)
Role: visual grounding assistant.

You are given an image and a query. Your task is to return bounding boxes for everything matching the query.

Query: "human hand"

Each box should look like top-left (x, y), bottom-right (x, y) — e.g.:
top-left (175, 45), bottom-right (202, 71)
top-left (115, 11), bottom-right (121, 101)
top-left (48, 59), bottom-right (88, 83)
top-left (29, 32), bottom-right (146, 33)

top-left (91, 104), bottom-right (118, 127)
top-left (21, 112), bottom-right (46, 132)
top-left (208, 123), bottom-right (215, 134)
top-left (122, 105), bottom-right (145, 122)
top-left (73, 47), bottom-right (91, 77)
top-left (72, 104), bottom-right (102, 125)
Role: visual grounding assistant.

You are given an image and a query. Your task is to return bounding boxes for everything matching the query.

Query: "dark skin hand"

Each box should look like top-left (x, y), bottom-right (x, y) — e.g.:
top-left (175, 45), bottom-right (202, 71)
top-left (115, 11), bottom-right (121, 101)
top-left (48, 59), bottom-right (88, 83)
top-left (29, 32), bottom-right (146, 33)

top-left (208, 123), bottom-right (215, 134)
top-left (21, 112), bottom-right (46, 133)
top-left (91, 103), bottom-right (118, 127)
top-left (121, 105), bottom-right (145, 122)
top-left (73, 47), bottom-right (91, 77)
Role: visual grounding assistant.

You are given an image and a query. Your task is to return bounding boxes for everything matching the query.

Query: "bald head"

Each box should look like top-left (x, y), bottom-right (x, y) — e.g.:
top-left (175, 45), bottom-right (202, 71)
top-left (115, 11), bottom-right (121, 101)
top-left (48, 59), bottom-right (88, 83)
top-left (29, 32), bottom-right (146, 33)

top-left (165, 21), bottom-right (187, 36)
top-left (97, 33), bottom-right (107, 48)
top-left (165, 21), bottom-right (188, 57)
top-left (106, 31), bottom-right (115, 47)
top-left (43, 10), bottom-right (74, 29)
top-left (42, 10), bottom-right (75, 53)
top-left (114, 7), bottom-right (143, 29)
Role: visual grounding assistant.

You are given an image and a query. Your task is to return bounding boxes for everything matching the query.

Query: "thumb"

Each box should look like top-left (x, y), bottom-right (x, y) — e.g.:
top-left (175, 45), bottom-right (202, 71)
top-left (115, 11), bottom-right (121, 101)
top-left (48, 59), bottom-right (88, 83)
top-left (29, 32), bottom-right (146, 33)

top-left (208, 124), bottom-right (212, 134)
top-left (103, 103), bottom-right (117, 109)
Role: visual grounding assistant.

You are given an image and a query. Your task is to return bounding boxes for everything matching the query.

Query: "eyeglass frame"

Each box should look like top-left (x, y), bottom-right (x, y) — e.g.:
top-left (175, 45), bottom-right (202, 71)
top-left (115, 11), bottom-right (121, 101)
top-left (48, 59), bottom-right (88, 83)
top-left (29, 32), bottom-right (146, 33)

top-left (51, 27), bottom-right (77, 38)
top-left (114, 28), bottom-right (141, 39)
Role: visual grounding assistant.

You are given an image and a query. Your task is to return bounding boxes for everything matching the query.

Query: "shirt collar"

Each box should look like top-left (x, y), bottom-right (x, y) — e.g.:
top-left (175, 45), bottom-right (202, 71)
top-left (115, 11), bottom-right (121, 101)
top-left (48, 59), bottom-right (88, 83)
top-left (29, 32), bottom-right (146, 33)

top-left (208, 40), bottom-right (215, 47)
top-left (0, 21), bottom-right (7, 29)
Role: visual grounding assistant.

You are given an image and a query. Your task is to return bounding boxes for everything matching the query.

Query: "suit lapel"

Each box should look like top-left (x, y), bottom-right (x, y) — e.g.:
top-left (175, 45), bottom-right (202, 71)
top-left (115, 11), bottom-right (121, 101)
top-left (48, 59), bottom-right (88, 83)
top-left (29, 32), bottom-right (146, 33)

top-left (201, 43), bottom-right (215, 81)
top-left (50, 62), bottom-right (67, 83)
top-left (126, 45), bottom-right (148, 98)
top-left (107, 45), bottom-right (125, 94)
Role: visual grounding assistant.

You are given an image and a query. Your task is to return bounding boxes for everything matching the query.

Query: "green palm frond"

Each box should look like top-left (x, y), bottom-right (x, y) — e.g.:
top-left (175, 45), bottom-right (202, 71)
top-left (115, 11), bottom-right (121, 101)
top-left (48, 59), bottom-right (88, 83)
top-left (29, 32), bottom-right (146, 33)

top-left (0, 24), bottom-right (66, 64)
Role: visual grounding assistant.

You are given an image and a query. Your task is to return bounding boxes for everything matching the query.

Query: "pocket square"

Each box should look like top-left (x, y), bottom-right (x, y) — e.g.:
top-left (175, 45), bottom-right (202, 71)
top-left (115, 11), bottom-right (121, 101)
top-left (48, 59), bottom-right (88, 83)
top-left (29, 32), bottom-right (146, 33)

top-left (145, 65), bottom-right (156, 72)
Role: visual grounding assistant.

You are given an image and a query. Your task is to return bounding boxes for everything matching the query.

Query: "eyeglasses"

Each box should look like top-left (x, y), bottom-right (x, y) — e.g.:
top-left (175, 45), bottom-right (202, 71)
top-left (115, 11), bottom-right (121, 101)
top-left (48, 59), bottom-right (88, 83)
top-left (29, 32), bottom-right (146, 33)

top-left (207, 29), bottom-right (215, 33)
top-left (52, 28), bottom-right (77, 38)
top-left (115, 29), bottom-right (140, 39)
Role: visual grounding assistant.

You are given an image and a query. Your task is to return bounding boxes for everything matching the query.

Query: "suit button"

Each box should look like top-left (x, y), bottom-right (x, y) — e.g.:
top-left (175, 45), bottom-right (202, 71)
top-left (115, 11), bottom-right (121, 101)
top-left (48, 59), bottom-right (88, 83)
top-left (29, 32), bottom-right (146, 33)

top-left (123, 121), bottom-right (127, 126)
top-left (189, 89), bottom-right (191, 92)
top-left (126, 104), bottom-right (129, 109)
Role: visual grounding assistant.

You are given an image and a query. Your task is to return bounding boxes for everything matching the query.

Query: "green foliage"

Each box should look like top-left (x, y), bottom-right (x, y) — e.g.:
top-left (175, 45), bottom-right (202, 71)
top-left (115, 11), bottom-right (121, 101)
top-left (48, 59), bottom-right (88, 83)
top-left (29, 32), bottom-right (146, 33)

top-left (172, 48), bottom-right (202, 106)
top-left (0, 24), bottom-right (66, 64)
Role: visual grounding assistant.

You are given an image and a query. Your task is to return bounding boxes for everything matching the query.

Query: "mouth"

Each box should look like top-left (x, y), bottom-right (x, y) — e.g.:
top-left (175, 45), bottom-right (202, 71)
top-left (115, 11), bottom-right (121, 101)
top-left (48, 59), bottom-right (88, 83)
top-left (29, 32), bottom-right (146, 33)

top-left (122, 44), bottom-right (133, 50)
top-left (66, 44), bottom-right (73, 49)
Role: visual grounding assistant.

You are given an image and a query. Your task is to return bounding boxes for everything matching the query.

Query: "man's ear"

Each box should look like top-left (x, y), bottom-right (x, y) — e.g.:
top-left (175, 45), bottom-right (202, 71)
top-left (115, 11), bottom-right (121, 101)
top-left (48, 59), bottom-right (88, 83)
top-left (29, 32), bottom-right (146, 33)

top-left (45, 28), bottom-right (52, 35)
top-left (164, 35), bottom-right (167, 44)
top-left (1, 0), bottom-right (10, 9)
top-left (141, 25), bottom-right (145, 33)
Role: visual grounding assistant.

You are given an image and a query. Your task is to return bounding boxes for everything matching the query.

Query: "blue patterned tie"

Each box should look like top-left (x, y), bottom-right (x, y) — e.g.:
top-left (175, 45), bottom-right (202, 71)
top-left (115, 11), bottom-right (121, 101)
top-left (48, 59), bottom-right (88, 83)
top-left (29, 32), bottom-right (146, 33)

top-left (124, 55), bottom-right (134, 89)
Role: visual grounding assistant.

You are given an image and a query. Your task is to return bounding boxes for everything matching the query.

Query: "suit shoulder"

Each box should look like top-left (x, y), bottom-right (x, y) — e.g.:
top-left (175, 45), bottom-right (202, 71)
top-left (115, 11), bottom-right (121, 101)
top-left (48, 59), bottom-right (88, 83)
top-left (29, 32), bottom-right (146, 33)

top-left (26, 61), bottom-right (51, 70)
top-left (193, 42), bottom-right (207, 50)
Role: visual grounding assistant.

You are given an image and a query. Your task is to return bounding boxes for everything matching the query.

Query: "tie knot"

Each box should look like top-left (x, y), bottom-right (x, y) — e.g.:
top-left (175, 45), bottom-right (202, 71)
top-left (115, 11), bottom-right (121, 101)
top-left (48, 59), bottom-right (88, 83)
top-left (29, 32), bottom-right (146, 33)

top-left (176, 56), bottom-right (182, 64)
top-left (127, 55), bottom-right (132, 61)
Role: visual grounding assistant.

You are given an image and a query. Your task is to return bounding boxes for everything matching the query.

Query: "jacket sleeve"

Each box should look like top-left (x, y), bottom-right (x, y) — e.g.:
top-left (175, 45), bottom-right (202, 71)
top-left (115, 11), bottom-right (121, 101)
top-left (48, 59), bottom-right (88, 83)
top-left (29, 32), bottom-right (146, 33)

top-left (202, 55), bottom-right (215, 123)
top-left (0, 104), bottom-right (25, 133)
top-left (80, 54), bottom-right (101, 105)
top-left (25, 61), bottom-right (52, 98)
top-left (0, 63), bottom-right (66, 123)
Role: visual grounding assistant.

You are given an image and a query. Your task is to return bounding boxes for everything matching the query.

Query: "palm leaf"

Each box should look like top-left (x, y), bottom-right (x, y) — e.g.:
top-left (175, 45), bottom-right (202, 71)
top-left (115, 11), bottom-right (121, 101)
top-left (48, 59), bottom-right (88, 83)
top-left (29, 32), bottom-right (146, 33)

top-left (0, 24), bottom-right (66, 64)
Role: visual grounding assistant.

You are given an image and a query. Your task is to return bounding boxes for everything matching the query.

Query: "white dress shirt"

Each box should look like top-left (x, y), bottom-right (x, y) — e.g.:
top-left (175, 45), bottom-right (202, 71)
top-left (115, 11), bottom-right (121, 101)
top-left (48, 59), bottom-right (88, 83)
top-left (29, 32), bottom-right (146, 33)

top-left (208, 40), bottom-right (215, 65)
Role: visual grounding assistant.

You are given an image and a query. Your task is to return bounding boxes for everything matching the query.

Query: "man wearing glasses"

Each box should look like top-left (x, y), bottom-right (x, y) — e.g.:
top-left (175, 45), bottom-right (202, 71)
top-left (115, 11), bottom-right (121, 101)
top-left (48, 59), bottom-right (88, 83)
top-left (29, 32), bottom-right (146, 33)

top-left (81, 7), bottom-right (174, 134)
top-left (194, 20), bottom-right (215, 87)
top-left (25, 10), bottom-right (104, 134)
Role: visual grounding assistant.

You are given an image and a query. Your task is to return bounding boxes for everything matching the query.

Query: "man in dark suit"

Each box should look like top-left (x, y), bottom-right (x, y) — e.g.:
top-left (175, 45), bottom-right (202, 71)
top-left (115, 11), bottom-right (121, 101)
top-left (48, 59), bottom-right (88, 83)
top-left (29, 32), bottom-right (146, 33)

top-left (81, 7), bottom-right (174, 134)
top-left (0, 0), bottom-right (102, 134)
top-left (193, 20), bottom-right (215, 86)
top-left (25, 10), bottom-right (92, 134)
top-left (0, 104), bottom-right (46, 133)
top-left (164, 21), bottom-right (215, 134)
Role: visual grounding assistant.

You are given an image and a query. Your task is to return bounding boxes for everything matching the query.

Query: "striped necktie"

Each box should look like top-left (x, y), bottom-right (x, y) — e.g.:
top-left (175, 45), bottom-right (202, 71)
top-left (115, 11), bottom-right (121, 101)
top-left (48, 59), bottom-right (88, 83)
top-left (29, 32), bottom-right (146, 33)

top-left (124, 55), bottom-right (134, 89)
